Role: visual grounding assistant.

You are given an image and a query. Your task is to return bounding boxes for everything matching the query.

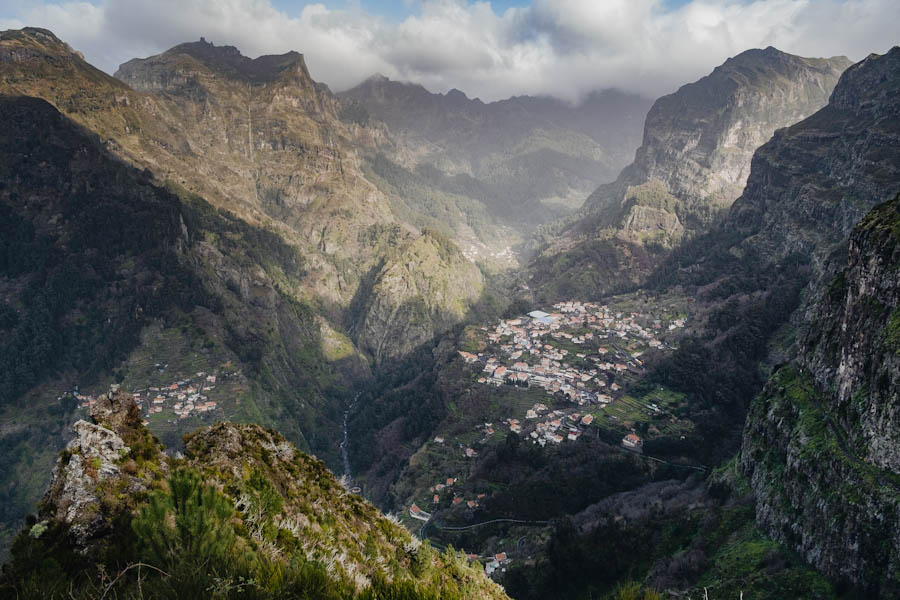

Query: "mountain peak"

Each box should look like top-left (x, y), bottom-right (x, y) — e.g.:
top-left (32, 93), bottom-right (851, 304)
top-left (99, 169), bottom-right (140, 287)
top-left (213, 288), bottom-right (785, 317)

top-left (115, 39), bottom-right (312, 89)
top-left (829, 46), bottom-right (900, 111)
top-left (0, 26), bottom-right (84, 60)
top-left (1, 26), bottom-right (64, 46)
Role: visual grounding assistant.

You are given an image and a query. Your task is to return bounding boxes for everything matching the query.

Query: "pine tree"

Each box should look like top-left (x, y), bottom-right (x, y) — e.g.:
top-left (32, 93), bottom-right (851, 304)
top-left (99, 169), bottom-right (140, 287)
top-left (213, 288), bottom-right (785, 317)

top-left (132, 468), bottom-right (239, 569)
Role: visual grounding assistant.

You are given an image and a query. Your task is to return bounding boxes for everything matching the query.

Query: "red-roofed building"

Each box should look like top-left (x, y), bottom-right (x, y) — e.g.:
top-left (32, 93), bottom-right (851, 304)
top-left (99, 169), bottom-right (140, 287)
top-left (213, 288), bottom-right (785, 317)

top-left (622, 433), bottom-right (643, 450)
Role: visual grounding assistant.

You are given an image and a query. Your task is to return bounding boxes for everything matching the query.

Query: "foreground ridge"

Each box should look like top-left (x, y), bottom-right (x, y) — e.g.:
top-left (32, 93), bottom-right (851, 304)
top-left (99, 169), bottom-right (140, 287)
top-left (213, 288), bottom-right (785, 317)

top-left (0, 390), bottom-right (509, 599)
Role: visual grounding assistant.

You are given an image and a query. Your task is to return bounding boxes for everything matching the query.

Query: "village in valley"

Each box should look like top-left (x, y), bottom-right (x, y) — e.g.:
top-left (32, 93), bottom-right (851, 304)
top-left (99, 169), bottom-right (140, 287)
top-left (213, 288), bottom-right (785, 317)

top-left (395, 294), bottom-right (694, 577)
top-left (459, 298), bottom-right (686, 449)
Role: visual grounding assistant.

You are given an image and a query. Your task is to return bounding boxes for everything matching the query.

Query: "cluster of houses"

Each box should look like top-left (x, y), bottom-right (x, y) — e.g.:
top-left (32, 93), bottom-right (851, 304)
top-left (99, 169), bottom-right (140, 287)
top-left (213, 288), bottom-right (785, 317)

top-left (460, 300), bottom-right (684, 407)
top-left (519, 403), bottom-right (597, 446)
top-left (74, 370), bottom-right (237, 423)
top-left (484, 552), bottom-right (510, 576)
top-left (461, 242), bottom-right (516, 266)
top-left (134, 371), bottom-right (221, 420)
top-left (420, 473), bottom-right (487, 511)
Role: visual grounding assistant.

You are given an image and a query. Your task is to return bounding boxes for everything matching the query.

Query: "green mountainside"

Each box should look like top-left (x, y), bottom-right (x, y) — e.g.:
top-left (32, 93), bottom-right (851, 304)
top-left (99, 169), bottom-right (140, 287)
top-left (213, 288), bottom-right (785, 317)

top-left (0, 27), bottom-right (488, 358)
top-left (652, 47), bottom-right (900, 597)
top-left (741, 193), bottom-right (900, 595)
top-left (346, 47), bottom-right (900, 598)
top-left (0, 392), bottom-right (508, 599)
top-left (0, 93), bottom-right (361, 555)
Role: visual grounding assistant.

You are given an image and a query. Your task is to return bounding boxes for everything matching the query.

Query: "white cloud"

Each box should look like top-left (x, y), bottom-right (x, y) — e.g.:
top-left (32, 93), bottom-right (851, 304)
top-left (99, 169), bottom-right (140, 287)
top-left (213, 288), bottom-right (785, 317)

top-left (4, 0), bottom-right (898, 101)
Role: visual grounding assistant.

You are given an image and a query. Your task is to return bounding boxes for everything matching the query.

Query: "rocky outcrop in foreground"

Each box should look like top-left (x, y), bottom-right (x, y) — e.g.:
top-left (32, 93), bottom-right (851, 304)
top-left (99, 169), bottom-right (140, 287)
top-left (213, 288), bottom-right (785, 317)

top-left (4, 392), bottom-right (508, 598)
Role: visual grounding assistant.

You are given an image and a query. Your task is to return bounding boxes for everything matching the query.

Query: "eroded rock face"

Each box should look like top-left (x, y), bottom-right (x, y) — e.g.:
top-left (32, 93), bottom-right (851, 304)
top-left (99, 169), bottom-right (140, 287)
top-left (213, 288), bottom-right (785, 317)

top-left (352, 231), bottom-right (484, 364)
top-left (39, 391), bottom-right (164, 549)
top-left (530, 47), bottom-right (852, 300)
top-left (732, 48), bottom-right (900, 596)
top-left (583, 47), bottom-right (852, 240)
top-left (801, 197), bottom-right (900, 471)
top-left (741, 194), bottom-right (900, 594)
top-left (47, 421), bottom-right (128, 530)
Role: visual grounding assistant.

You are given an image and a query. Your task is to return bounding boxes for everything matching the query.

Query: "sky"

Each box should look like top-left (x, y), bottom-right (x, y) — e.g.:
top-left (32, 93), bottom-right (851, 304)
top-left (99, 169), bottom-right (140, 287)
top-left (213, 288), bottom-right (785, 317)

top-left (1, 0), bottom-right (897, 102)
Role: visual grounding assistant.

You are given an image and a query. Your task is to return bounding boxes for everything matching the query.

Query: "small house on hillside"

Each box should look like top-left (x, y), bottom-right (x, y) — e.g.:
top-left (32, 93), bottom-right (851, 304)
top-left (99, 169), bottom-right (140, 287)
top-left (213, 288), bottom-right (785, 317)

top-left (622, 433), bottom-right (643, 452)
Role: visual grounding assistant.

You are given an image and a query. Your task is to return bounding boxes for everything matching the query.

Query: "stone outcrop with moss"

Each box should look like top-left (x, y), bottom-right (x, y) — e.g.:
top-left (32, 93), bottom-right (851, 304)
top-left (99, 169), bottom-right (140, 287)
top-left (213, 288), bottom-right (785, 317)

top-left (741, 194), bottom-right (900, 596)
top-left (1, 393), bottom-right (509, 599)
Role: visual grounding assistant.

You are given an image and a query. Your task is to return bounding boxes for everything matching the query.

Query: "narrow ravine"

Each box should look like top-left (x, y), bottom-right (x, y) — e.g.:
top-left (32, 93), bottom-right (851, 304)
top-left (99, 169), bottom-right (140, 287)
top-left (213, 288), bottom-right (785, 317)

top-left (340, 393), bottom-right (359, 488)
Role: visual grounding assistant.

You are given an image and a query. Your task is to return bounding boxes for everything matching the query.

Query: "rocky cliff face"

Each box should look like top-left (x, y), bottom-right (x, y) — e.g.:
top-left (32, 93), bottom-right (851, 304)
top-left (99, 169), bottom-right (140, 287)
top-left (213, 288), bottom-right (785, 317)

top-left (527, 48), bottom-right (851, 301)
top-left (735, 48), bottom-right (900, 596)
top-left (0, 28), bottom-right (482, 361)
top-left (39, 391), bottom-right (167, 549)
top-left (741, 195), bottom-right (900, 595)
top-left (352, 231), bottom-right (484, 365)
top-left (801, 197), bottom-right (900, 471)
top-left (581, 47), bottom-right (852, 242)
top-left (110, 36), bottom-right (398, 310)
top-left (724, 49), bottom-right (900, 270)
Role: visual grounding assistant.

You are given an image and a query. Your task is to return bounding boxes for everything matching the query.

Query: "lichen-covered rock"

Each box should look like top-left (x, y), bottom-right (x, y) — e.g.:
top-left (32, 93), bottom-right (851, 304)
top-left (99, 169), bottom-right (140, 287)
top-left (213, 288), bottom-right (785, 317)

top-left (40, 391), bottom-right (164, 549)
top-left (47, 421), bottom-right (128, 533)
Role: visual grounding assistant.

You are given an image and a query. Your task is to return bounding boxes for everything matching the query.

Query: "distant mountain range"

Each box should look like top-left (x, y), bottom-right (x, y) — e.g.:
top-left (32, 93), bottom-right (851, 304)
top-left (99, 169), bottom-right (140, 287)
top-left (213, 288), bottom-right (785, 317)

top-left (339, 75), bottom-right (652, 222)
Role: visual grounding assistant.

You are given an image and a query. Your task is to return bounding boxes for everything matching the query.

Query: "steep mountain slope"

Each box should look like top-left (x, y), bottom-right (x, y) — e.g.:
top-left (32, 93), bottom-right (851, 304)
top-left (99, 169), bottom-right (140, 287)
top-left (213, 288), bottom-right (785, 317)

top-left (0, 93), bottom-right (366, 555)
top-left (0, 26), bottom-right (494, 557)
top-left (644, 47), bottom-right (900, 594)
top-left (480, 48), bottom-right (900, 598)
top-left (340, 76), bottom-right (651, 222)
top-left (741, 194), bottom-right (900, 595)
top-left (529, 47), bottom-right (852, 300)
top-left (640, 46), bottom-right (900, 462)
top-left (660, 47), bottom-right (900, 290)
top-left (0, 28), bottom-right (485, 360)
top-left (350, 230), bottom-right (484, 365)
top-left (0, 392), bottom-right (509, 599)
top-left (583, 48), bottom-right (852, 235)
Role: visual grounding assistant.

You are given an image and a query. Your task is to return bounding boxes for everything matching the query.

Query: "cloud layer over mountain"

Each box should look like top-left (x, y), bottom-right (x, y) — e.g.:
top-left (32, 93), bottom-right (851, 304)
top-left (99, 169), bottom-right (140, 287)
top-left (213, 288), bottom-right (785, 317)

top-left (1, 0), bottom-right (897, 101)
